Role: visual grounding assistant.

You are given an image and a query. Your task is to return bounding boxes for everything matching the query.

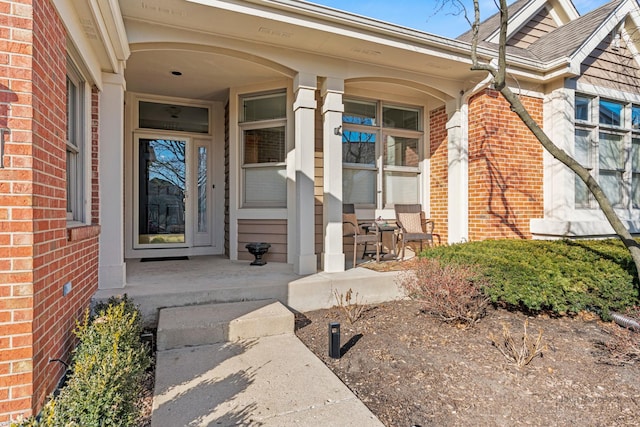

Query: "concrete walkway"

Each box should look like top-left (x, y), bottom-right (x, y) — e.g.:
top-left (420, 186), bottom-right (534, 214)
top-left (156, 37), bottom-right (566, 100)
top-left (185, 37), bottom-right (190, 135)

top-left (151, 300), bottom-right (384, 427)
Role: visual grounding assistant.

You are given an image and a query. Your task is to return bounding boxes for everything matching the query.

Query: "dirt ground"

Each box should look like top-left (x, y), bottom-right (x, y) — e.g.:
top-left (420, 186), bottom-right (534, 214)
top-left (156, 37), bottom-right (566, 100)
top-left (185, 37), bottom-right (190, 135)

top-left (295, 299), bottom-right (640, 427)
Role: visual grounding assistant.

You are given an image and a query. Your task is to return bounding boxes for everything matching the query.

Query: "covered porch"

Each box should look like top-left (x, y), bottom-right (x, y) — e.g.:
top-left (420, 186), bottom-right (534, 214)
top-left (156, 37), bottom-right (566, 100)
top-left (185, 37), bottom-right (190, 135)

top-left (94, 0), bottom-right (474, 292)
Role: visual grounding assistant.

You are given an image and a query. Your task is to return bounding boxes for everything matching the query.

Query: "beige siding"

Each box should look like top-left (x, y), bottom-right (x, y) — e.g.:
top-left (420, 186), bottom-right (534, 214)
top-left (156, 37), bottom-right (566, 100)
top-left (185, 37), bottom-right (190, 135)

top-left (578, 37), bottom-right (640, 94)
top-left (509, 7), bottom-right (557, 49)
top-left (237, 219), bottom-right (287, 262)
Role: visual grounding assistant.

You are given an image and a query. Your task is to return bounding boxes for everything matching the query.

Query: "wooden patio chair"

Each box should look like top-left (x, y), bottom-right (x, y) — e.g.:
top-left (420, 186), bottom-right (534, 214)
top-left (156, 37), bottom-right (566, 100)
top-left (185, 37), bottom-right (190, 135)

top-left (343, 204), bottom-right (381, 267)
top-left (394, 204), bottom-right (434, 259)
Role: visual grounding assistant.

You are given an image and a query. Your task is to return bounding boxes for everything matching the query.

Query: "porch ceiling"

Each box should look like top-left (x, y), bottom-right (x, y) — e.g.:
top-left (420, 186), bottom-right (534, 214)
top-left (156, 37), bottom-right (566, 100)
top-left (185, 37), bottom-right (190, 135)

top-left (118, 0), bottom-right (483, 101)
top-left (125, 48), bottom-right (285, 101)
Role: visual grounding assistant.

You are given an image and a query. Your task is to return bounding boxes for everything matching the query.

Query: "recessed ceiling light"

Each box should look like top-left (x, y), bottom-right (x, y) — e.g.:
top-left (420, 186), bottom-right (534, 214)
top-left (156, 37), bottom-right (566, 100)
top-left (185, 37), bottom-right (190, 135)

top-left (171, 71), bottom-right (182, 76)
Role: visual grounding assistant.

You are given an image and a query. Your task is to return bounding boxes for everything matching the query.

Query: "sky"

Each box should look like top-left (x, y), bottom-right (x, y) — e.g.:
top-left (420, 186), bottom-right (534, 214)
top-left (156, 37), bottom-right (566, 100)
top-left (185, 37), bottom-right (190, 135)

top-left (309, 0), bottom-right (611, 38)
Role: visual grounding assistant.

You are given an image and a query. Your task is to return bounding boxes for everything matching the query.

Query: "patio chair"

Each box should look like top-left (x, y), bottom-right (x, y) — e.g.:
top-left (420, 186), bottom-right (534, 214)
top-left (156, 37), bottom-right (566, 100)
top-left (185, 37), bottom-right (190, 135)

top-left (394, 204), bottom-right (434, 259)
top-left (343, 204), bottom-right (381, 267)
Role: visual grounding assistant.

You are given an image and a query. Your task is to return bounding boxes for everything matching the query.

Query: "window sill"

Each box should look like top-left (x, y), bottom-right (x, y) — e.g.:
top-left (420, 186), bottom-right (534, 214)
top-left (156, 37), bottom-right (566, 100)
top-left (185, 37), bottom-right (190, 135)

top-left (67, 223), bottom-right (101, 242)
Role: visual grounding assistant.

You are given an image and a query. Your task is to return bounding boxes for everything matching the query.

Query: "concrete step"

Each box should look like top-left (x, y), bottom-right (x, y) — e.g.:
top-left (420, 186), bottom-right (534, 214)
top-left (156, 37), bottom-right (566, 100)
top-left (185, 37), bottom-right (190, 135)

top-left (156, 299), bottom-right (294, 351)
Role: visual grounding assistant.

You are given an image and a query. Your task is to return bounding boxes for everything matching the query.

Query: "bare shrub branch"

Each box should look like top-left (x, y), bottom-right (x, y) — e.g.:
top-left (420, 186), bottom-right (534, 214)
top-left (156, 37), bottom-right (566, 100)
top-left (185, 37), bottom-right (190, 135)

top-left (333, 288), bottom-right (367, 324)
top-left (398, 258), bottom-right (490, 327)
top-left (489, 319), bottom-right (546, 368)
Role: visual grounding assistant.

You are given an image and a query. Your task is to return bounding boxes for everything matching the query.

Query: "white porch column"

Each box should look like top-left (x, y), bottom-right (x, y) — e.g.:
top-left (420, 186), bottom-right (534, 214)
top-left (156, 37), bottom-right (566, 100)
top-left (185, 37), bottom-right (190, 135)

top-left (321, 78), bottom-right (345, 272)
top-left (447, 100), bottom-right (469, 243)
top-left (293, 73), bottom-right (318, 274)
top-left (98, 72), bottom-right (126, 289)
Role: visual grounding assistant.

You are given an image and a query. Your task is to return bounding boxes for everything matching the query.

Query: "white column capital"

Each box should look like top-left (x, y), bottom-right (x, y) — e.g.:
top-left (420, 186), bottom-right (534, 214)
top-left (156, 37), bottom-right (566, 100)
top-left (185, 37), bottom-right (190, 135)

top-left (320, 77), bottom-right (344, 95)
top-left (293, 85), bottom-right (317, 111)
top-left (294, 72), bottom-right (317, 91)
top-left (101, 71), bottom-right (126, 89)
top-left (321, 78), bottom-right (344, 115)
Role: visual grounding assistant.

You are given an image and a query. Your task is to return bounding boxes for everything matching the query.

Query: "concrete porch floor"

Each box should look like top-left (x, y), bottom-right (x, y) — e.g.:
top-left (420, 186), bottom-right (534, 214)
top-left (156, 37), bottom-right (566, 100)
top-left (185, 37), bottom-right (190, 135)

top-left (93, 255), bottom-right (405, 326)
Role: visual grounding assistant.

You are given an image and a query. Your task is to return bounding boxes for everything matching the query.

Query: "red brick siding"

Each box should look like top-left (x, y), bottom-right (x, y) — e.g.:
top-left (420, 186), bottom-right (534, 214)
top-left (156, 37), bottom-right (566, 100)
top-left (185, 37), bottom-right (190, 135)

top-left (429, 106), bottom-right (448, 244)
top-left (467, 89), bottom-right (543, 240)
top-left (0, 0), bottom-right (36, 421)
top-left (0, 1), bottom-right (100, 421)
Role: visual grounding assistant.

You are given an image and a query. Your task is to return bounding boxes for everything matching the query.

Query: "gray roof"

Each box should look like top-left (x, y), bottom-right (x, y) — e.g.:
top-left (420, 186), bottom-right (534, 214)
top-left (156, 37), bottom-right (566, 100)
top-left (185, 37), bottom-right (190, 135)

top-left (457, 0), bottom-right (626, 64)
top-left (528, 0), bottom-right (624, 61)
top-left (457, 0), bottom-right (531, 43)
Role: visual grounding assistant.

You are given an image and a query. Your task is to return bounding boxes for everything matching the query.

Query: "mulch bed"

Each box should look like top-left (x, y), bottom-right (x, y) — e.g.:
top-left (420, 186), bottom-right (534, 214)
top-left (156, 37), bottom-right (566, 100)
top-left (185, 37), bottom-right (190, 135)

top-left (295, 300), bottom-right (640, 427)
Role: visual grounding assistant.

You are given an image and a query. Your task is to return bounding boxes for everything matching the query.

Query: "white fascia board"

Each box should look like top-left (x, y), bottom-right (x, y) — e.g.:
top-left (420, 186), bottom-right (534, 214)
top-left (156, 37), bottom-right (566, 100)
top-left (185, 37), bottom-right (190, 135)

top-left (52, 0), bottom-right (104, 88)
top-left (486, 0), bottom-right (547, 44)
top-left (185, 0), bottom-right (570, 84)
top-left (549, 0), bottom-right (580, 22)
top-left (485, 0), bottom-right (581, 43)
top-left (186, 0), bottom-right (482, 65)
top-left (621, 8), bottom-right (640, 69)
top-left (567, 0), bottom-right (637, 70)
top-left (554, 0), bottom-right (580, 20)
top-left (97, 0), bottom-right (131, 61)
top-left (88, 0), bottom-right (119, 72)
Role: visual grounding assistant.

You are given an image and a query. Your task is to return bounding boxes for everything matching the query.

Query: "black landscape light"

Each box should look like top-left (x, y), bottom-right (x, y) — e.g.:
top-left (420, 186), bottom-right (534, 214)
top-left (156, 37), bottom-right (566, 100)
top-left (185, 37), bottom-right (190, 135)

top-left (328, 322), bottom-right (341, 359)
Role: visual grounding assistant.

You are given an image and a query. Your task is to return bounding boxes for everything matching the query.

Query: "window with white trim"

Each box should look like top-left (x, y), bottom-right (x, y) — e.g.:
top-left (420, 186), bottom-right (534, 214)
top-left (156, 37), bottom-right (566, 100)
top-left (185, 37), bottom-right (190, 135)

top-left (240, 91), bottom-right (287, 207)
top-left (574, 95), bottom-right (640, 209)
top-left (342, 99), bottom-right (422, 207)
top-left (66, 60), bottom-right (85, 222)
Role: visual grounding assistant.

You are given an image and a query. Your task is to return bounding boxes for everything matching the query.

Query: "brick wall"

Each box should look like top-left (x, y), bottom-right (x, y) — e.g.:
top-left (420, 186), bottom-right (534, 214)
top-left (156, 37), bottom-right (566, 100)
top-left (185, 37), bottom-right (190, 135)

top-left (429, 106), bottom-right (448, 244)
top-left (0, 1), bottom-right (101, 421)
top-left (0, 0), bottom-right (36, 421)
top-left (467, 89), bottom-right (543, 240)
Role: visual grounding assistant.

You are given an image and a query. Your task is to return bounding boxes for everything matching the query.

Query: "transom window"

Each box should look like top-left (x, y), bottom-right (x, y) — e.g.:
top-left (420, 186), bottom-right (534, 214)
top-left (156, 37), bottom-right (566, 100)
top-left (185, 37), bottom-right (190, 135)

top-left (574, 94), bottom-right (640, 209)
top-left (240, 91), bottom-right (287, 207)
top-left (342, 99), bottom-right (422, 208)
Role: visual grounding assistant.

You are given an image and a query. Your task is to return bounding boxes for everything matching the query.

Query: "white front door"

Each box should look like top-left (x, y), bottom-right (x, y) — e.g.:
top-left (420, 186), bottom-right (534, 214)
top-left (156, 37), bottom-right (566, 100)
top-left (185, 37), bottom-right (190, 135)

top-left (132, 133), bottom-right (214, 254)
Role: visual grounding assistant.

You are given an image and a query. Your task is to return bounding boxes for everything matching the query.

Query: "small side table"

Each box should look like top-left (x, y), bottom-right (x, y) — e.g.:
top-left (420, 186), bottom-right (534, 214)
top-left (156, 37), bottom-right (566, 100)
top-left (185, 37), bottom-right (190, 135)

top-left (361, 223), bottom-right (398, 259)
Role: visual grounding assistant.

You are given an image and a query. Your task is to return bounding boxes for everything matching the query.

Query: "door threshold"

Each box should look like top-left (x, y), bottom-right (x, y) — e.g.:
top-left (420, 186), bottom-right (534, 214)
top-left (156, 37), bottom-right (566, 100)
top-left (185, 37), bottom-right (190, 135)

top-left (140, 256), bottom-right (189, 262)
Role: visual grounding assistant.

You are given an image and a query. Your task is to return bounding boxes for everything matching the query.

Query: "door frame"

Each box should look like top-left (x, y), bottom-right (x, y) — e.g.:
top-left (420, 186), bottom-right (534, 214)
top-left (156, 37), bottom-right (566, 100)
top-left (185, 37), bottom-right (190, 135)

top-left (124, 92), bottom-right (223, 259)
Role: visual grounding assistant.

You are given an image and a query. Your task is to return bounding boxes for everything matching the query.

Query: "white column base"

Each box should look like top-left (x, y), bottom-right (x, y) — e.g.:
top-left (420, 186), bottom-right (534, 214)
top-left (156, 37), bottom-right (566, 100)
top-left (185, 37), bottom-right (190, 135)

top-left (295, 254), bottom-right (318, 275)
top-left (321, 252), bottom-right (345, 273)
top-left (98, 263), bottom-right (126, 289)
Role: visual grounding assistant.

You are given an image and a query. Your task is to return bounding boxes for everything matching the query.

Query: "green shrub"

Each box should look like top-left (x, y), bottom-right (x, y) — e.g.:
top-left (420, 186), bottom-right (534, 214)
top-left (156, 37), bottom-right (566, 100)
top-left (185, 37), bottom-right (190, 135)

top-left (13, 297), bottom-right (150, 427)
top-left (423, 239), bottom-right (639, 319)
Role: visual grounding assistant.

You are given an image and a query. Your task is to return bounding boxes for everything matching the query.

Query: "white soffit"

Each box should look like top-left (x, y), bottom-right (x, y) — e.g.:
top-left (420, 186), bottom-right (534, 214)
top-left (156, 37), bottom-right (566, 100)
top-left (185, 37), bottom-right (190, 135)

top-left (53, 0), bottom-right (129, 87)
top-left (119, 0), bottom-right (479, 80)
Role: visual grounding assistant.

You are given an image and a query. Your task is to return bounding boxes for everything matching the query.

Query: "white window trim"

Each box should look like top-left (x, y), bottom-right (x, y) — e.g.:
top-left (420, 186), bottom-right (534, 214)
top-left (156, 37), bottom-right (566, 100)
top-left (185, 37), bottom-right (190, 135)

top-left (342, 97), bottom-right (423, 209)
top-left (238, 91), bottom-right (288, 209)
top-left (574, 93), bottom-right (639, 211)
top-left (66, 57), bottom-right (91, 226)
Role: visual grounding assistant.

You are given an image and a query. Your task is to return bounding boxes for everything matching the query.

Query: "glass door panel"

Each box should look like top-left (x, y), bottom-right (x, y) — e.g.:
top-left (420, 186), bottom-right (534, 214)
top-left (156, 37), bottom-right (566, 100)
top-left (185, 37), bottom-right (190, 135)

top-left (197, 146), bottom-right (207, 233)
top-left (137, 138), bottom-right (188, 246)
top-left (193, 141), bottom-right (212, 247)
